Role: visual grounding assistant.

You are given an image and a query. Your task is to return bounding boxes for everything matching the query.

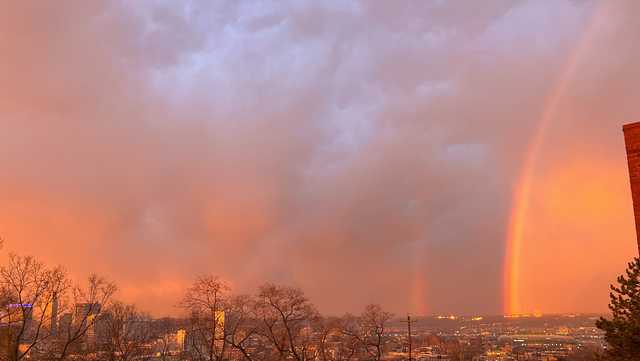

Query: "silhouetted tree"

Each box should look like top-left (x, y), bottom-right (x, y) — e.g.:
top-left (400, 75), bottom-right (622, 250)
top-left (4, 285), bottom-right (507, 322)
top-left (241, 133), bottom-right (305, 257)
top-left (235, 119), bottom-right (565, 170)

top-left (182, 276), bottom-right (230, 361)
top-left (340, 305), bottom-right (393, 361)
top-left (596, 258), bottom-right (640, 360)
top-left (255, 283), bottom-right (320, 361)
top-left (316, 316), bottom-right (360, 361)
top-left (101, 302), bottom-right (154, 361)
top-left (0, 254), bottom-right (69, 361)
top-left (151, 318), bottom-right (182, 361)
top-left (224, 294), bottom-right (260, 361)
top-left (52, 274), bottom-right (117, 361)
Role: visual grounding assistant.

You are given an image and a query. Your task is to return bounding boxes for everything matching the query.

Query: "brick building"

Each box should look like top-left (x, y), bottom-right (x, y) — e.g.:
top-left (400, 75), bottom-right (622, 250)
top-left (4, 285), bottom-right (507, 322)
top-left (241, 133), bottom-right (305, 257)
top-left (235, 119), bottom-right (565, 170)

top-left (622, 121), bottom-right (640, 253)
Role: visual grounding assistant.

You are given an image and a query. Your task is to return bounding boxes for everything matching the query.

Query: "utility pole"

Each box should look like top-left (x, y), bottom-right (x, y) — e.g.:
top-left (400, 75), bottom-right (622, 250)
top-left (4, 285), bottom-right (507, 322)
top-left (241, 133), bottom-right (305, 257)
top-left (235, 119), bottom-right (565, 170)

top-left (402, 314), bottom-right (414, 361)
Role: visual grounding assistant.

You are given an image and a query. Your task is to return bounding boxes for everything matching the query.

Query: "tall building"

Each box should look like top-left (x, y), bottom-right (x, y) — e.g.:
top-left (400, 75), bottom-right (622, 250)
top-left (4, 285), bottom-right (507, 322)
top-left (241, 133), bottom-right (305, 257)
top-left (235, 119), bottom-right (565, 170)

top-left (176, 329), bottom-right (186, 351)
top-left (73, 303), bottom-right (102, 346)
top-left (623, 121), bottom-right (640, 253)
top-left (44, 296), bottom-right (59, 336)
top-left (93, 313), bottom-right (112, 347)
top-left (58, 313), bottom-right (72, 337)
top-left (184, 311), bottom-right (225, 352)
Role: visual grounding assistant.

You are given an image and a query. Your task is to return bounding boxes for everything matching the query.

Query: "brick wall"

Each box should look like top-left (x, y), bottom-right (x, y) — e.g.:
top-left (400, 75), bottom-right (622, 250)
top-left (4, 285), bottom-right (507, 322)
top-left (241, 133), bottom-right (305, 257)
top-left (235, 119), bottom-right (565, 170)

top-left (623, 122), bottom-right (640, 254)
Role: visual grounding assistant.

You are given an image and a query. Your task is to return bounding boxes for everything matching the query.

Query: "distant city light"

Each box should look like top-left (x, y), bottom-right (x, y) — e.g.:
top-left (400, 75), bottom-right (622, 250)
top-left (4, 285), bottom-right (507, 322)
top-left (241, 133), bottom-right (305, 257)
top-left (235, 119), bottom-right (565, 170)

top-left (435, 315), bottom-right (458, 320)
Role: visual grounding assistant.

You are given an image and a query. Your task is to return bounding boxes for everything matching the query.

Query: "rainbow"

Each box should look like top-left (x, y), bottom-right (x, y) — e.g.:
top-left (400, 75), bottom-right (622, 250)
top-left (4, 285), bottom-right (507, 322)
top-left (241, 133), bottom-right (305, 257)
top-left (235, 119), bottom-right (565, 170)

top-left (411, 242), bottom-right (429, 315)
top-left (503, 1), bottom-right (608, 315)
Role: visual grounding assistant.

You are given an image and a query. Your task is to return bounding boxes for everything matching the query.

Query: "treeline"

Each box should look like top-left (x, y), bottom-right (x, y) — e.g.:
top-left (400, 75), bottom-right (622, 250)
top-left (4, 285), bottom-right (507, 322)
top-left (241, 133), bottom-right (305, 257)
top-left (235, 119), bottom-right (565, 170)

top-left (181, 276), bottom-right (395, 361)
top-left (0, 254), bottom-right (399, 361)
top-left (0, 254), bottom-right (116, 361)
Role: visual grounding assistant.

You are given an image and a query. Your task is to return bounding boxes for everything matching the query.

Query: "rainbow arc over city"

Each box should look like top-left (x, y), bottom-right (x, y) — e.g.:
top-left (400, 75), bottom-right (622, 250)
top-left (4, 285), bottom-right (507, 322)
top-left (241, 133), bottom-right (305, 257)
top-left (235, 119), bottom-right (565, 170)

top-left (503, 1), bottom-right (608, 315)
top-left (409, 1), bottom-right (610, 316)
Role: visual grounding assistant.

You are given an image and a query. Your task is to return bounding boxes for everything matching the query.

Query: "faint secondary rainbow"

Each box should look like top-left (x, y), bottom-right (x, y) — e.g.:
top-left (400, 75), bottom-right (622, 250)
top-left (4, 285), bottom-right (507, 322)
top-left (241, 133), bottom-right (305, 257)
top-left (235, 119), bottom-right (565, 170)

top-left (503, 1), bottom-right (608, 315)
top-left (411, 242), bottom-right (429, 315)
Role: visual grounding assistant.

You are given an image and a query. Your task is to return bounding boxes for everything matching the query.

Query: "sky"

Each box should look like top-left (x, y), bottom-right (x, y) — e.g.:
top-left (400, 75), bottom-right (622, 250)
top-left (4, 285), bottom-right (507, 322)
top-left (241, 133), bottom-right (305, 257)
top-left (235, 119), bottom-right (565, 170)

top-left (1, 0), bottom-right (639, 317)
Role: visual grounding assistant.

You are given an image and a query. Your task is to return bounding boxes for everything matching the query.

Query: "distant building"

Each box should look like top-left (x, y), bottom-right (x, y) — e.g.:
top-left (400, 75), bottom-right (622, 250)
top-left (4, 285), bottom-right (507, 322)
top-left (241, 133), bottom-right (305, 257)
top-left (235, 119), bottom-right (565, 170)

top-left (73, 303), bottom-right (102, 347)
top-left (184, 311), bottom-right (225, 353)
top-left (623, 121), bottom-right (640, 253)
top-left (5, 304), bottom-right (33, 331)
top-left (176, 329), bottom-right (186, 351)
top-left (0, 326), bottom-right (16, 360)
top-left (93, 312), bottom-right (112, 347)
top-left (58, 313), bottom-right (72, 337)
top-left (74, 303), bottom-right (101, 321)
top-left (44, 296), bottom-right (59, 336)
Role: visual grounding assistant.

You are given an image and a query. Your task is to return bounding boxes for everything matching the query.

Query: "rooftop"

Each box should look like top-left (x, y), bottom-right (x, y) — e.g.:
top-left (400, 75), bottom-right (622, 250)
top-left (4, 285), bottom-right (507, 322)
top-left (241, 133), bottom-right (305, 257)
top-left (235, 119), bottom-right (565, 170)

top-left (623, 121), bottom-right (640, 131)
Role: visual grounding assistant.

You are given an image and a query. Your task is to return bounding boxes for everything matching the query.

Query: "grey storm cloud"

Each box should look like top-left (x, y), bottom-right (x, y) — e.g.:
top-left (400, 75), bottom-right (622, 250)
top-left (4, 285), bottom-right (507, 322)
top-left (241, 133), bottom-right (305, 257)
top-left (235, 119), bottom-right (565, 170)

top-left (1, 0), bottom-right (639, 316)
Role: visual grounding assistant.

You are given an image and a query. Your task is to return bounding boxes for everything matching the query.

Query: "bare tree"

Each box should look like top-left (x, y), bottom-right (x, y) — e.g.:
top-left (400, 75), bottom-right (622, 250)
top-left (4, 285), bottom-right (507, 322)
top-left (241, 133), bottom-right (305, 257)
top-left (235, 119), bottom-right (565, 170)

top-left (255, 283), bottom-right (320, 361)
top-left (52, 274), bottom-right (117, 361)
top-left (0, 254), bottom-right (69, 361)
top-left (101, 302), bottom-right (154, 361)
top-left (151, 318), bottom-right (182, 361)
top-left (317, 316), bottom-right (360, 361)
top-left (182, 276), bottom-right (230, 361)
top-left (358, 305), bottom-right (393, 361)
top-left (316, 317), bottom-right (341, 361)
top-left (224, 295), bottom-right (261, 361)
top-left (341, 305), bottom-right (393, 361)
